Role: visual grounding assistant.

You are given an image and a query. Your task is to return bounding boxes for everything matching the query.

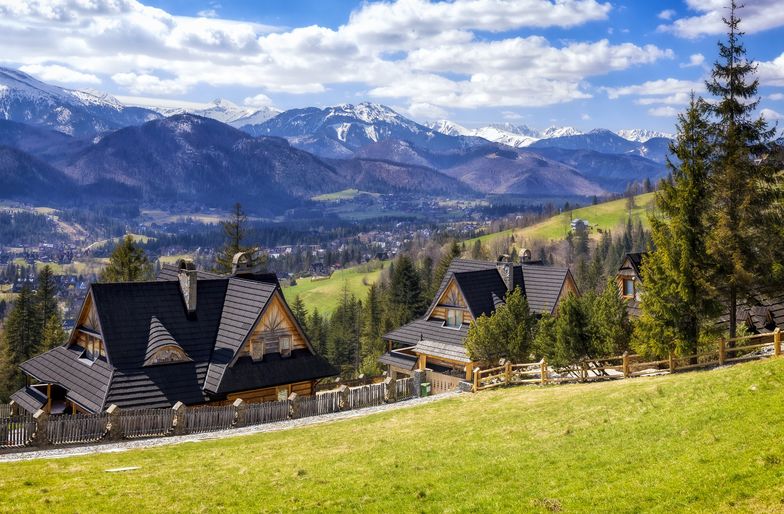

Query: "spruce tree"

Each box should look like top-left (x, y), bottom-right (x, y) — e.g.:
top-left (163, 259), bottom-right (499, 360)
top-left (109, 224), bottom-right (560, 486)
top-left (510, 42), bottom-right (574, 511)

top-left (2, 285), bottom-right (41, 389)
top-left (705, 2), bottom-right (779, 338)
top-left (432, 241), bottom-right (461, 296)
top-left (100, 235), bottom-right (153, 282)
top-left (291, 295), bottom-right (308, 333)
top-left (214, 203), bottom-right (258, 274)
top-left (634, 95), bottom-right (716, 357)
top-left (41, 313), bottom-right (67, 351)
top-left (389, 255), bottom-right (423, 325)
top-left (35, 265), bottom-right (58, 333)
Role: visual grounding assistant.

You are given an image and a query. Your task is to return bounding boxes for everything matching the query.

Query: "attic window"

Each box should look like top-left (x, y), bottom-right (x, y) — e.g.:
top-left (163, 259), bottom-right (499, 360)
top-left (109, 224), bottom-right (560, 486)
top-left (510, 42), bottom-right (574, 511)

top-left (146, 346), bottom-right (190, 366)
top-left (279, 336), bottom-right (292, 357)
top-left (250, 336), bottom-right (265, 361)
top-left (75, 330), bottom-right (105, 362)
top-left (444, 309), bottom-right (463, 329)
top-left (623, 279), bottom-right (635, 298)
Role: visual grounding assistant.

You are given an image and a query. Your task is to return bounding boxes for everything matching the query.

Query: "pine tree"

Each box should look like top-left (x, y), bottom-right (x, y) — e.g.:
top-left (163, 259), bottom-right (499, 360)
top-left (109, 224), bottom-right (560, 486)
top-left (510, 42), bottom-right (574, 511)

top-left (358, 283), bottom-right (384, 376)
top-left (465, 287), bottom-right (536, 363)
top-left (705, 2), bottom-right (779, 338)
top-left (2, 285), bottom-right (41, 390)
top-left (291, 295), bottom-right (308, 334)
top-left (35, 265), bottom-right (58, 333)
top-left (389, 255), bottom-right (423, 325)
top-left (214, 203), bottom-right (257, 274)
top-left (432, 241), bottom-right (461, 296)
top-left (634, 95), bottom-right (716, 357)
top-left (40, 313), bottom-right (66, 351)
top-left (100, 235), bottom-right (153, 282)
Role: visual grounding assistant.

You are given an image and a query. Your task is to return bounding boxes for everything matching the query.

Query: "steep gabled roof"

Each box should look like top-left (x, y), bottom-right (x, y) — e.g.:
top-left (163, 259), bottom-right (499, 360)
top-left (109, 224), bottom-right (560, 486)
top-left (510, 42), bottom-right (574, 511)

top-left (203, 277), bottom-right (278, 394)
top-left (384, 318), bottom-right (469, 347)
top-left (521, 265), bottom-right (572, 315)
top-left (453, 269), bottom-right (508, 318)
top-left (621, 252), bottom-right (647, 279)
top-left (144, 316), bottom-right (191, 367)
top-left (426, 259), bottom-right (498, 315)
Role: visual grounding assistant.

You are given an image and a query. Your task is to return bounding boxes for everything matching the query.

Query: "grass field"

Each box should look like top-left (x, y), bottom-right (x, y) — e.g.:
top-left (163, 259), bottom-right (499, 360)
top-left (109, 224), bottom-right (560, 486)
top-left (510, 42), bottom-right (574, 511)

top-left (282, 262), bottom-right (385, 315)
top-left (472, 192), bottom-right (656, 248)
top-left (3, 358), bottom-right (784, 512)
top-left (312, 189), bottom-right (380, 201)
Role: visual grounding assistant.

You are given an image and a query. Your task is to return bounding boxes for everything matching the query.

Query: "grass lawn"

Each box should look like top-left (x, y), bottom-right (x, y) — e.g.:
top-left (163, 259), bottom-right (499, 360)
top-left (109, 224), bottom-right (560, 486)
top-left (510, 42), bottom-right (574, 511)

top-left (282, 262), bottom-right (385, 315)
top-left (472, 192), bottom-right (656, 248)
top-left (312, 189), bottom-right (380, 201)
top-left (3, 358), bottom-right (784, 512)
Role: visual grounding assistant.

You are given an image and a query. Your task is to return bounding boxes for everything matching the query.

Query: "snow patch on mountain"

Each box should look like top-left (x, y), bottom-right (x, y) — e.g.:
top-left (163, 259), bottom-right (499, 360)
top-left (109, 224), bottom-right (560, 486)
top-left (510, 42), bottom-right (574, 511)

top-left (616, 129), bottom-right (674, 142)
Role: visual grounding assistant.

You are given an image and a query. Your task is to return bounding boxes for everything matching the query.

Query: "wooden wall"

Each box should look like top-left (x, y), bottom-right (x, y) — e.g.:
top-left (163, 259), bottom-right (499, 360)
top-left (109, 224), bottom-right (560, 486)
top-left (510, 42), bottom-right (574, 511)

top-left (227, 380), bottom-right (314, 403)
top-left (239, 293), bottom-right (309, 357)
top-left (429, 279), bottom-right (473, 322)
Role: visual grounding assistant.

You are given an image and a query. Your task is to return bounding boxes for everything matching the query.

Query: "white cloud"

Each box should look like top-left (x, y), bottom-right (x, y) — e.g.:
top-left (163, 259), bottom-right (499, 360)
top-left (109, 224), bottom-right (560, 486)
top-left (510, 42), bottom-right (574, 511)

top-left (770, 93), bottom-right (784, 101)
top-left (502, 111), bottom-right (524, 120)
top-left (0, 0), bottom-right (673, 112)
top-left (243, 93), bottom-right (274, 108)
top-left (400, 102), bottom-right (449, 120)
top-left (658, 9), bottom-right (676, 21)
top-left (680, 53), bottom-right (704, 68)
top-left (19, 63), bottom-right (101, 84)
top-left (605, 78), bottom-right (705, 100)
top-left (648, 106), bottom-right (679, 117)
top-left (758, 53), bottom-right (784, 87)
top-left (761, 108), bottom-right (784, 121)
top-left (660, 0), bottom-right (784, 38)
top-left (197, 9), bottom-right (218, 18)
top-left (581, 113), bottom-right (591, 120)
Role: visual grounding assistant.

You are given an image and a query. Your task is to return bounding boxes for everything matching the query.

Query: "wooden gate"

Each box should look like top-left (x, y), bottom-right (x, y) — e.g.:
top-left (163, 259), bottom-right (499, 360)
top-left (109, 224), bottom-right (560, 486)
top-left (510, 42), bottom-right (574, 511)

top-left (426, 371), bottom-right (462, 394)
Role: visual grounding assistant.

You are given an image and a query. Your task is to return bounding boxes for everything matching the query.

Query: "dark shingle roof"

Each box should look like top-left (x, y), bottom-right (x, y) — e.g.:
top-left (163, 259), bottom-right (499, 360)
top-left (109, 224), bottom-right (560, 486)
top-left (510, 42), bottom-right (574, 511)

top-left (378, 351), bottom-right (417, 370)
top-left (426, 259), bottom-right (499, 315)
top-left (521, 265), bottom-right (572, 314)
top-left (217, 350), bottom-right (336, 395)
top-left (104, 363), bottom-right (209, 409)
top-left (20, 346), bottom-right (113, 413)
top-left (204, 277), bottom-right (278, 394)
top-left (413, 340), bottom-right (470, 363)
top-left (624, 253), bottom-right (647, 278)
top-left (453, 269), bottom-right (509, 318)
top-left (384, 318), bottom-right (468, 347)
top-left (11, 386), bottom-right (47, 414)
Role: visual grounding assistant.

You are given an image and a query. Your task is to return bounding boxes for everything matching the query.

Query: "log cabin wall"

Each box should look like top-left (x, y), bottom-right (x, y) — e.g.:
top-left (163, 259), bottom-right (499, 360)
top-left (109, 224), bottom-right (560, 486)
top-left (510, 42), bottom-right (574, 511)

top-left (227, 380), bottom-right (315, 403)
top-left (428, 279), bottom-right (474, 323)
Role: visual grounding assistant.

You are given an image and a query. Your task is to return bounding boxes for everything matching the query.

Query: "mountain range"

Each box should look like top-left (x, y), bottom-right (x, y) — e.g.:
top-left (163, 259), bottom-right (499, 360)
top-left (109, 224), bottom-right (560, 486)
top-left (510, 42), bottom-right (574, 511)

top-left (0, 66), bottom-right (674, 211)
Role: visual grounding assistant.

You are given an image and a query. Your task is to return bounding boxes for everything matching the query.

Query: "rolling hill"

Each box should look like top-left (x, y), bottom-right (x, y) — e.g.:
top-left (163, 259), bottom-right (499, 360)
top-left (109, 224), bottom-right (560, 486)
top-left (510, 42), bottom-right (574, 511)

top-left (4, 357), bottom-right (784, 512)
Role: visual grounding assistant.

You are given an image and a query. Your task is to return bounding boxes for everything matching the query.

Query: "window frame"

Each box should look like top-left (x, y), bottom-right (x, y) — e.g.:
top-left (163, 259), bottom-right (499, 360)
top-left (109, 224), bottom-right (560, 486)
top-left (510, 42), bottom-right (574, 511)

top-left (444, 308), bottom-right (463, 329)
top-left (250, 335), bottom-right (265, 362)
top-left (279, 335), bottom-right (292, 357)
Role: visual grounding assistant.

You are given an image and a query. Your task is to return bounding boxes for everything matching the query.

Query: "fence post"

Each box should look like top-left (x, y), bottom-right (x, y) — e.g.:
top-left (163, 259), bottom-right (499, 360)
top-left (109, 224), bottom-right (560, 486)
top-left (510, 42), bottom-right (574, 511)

top-left (413, 369), bottom-right (426, 397)
top-left (622, 352), bottom-right (630, 378)
top-left (473, 367), bottom-right (480, 392)
top-left (338, 385), bottom-right (350, 411)
top-left (668, 351), bottom-right (675, 373)
top-left (540, 358), bottom-right (548, 385)
top-left (580, 359), bottom-right (588, 382)
top-left (288, 393), bottom-right (300, 419)
top-left (384, 376), bottom-right (396, 403)
top-left (105, 404), bottom-right (122, 441)
top-left (719, 338), bottom-right (726, 366)
top-left (775, 328), bottom-right (781, 357)
top-left (32, 409), bottom-right (49, 447)
top-left (505, 361), bottom-right (512, 385)
top-left (232, 399), bottom-right (246, 428)
top-left (172, 401), bottom-right (186, 436)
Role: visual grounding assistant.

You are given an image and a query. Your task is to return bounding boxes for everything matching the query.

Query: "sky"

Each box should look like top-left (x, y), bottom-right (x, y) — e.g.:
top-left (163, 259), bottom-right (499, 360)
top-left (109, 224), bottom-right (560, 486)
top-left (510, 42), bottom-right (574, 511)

top-left (1, 0), bottom-right (784, 133)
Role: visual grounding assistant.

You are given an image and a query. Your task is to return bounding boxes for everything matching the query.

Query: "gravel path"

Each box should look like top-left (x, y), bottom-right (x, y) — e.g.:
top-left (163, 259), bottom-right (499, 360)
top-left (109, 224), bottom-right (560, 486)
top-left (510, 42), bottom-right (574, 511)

top-left (0, 392), bottom-right (460, 463)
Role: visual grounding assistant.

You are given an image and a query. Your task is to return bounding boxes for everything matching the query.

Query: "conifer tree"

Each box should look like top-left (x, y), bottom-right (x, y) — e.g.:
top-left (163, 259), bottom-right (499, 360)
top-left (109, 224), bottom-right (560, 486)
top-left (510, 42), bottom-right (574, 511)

top-left (2, 285), bottom-right (40, 389)
top-left (100, 235), bottom-right (152, 282)
top-left (634, 95), bottom-right (716, 357)
top-left (704, 2), bottom-right (779, 338)
top-left (214, 203), bottom-right (258, 274)
top-left (40, 313), bottom-right (66, 351)
top-left (465, 287), bottom-right (536, 363)
top-left (291, 295), bottom-right (308, 333)
top-left (432, 241), bottom-right (461, 296)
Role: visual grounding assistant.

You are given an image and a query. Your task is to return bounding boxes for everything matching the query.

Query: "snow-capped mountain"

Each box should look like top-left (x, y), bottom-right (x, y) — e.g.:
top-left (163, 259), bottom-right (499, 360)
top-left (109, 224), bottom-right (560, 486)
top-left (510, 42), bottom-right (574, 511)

top-left (423, 119), bottom-right (472, 137)
top-left (541, 126), bottom-right (583, 138)
top-left (425, 120), bottom-right (587, 148)
top-left (131, 98), bottom-right (281, 128)
top-left (616, 129), bottom-right (674, 142)
top-left (244, 102), bottom-right (482, 158)
top-left (0, 67), bottom-right (160, 137)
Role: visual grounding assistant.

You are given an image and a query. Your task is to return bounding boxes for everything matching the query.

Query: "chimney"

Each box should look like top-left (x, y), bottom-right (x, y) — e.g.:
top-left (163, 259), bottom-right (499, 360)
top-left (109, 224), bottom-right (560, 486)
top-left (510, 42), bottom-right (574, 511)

top-left (520, 248), bottom-right (532, 263)
top-left (231, 250), bottom-right (255, 275)
top-left (496, 254), bottom-right (513, 291)
top-left (177, 260), bottom-right (197, 315)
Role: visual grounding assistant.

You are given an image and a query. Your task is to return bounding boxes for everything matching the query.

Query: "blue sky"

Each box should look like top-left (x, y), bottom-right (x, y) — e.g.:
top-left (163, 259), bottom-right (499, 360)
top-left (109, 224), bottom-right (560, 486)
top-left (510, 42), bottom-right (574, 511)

top-left (1, 0), bottom-right (784, 133)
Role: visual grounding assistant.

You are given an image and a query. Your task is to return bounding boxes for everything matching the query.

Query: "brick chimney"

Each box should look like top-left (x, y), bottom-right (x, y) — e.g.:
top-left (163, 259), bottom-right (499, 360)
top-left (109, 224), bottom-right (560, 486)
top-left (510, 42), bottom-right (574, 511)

top-left (177, 260), bottom-right (197, 315)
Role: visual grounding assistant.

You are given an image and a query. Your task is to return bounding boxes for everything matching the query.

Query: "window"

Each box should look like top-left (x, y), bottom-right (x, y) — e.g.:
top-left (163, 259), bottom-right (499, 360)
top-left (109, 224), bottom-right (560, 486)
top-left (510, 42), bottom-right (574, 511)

top-left (77, 331), bottom-right (104, 361)
top-left (623, 279), bottom-right (635, 297)
top-left (445, 309), bottom-right (463, 328)
top-left (250, 336), bottom-right (265, 361)
top-left (276, 385), bottom-right (289, 401)
top-left (279, 336), bottom-right (292, 357)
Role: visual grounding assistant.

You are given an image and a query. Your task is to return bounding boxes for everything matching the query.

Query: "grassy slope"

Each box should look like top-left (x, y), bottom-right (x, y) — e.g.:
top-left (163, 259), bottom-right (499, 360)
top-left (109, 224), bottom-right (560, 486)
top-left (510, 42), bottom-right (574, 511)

top-left (4, 358), bottom-right (784, 513)
top-left (473, 192), bottom-right (656, 247)
top-left (282, 263), bottom-right (384, 316)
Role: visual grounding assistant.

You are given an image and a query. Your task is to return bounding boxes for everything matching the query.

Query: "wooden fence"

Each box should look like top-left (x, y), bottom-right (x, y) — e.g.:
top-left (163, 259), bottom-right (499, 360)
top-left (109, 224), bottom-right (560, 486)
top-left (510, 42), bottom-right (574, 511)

top-left (0, 414), bottom-right (36, 448)
top-left (117, 408), bottom-right (175, 439)
top-left (0, 377), bottom-right (437, 452)
top-left (474, 330), bottom-right (781, 391)
top-left (426, 371), bottom-right (463, 394)
top-left (297, 391), bottom-right (341, 418)
top-left (245, 400), bottom-right (290, 426)
top-left (183, 404), bottom-right (236, 434)
top-left (396, 377), bottom-right (415, 400)
top-left (0, 404), bottom-right (11, 418)
top-left (47, 413), bottom-right (109, 445)
top-left (347, 383), bottom-right (386, 409)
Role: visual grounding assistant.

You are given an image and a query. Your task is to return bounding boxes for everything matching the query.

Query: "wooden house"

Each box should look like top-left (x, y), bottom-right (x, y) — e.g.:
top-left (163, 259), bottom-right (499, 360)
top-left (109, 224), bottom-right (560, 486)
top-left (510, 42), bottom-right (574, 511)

top-left (616, 252), bottom-right (646, 317)
top-left (10, 254), bottom-right (336, 415)
top-left (379, 257), bottom-right (578, 381)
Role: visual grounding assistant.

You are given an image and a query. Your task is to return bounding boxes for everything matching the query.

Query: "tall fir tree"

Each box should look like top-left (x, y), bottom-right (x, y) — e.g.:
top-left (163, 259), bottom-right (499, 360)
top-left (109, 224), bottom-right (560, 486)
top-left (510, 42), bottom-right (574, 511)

top-left (35, 265), bottom-right (58, 331)
top-left (1, 285), bottom-right (41, 390)
top-left (100, 235), bottom-right (153, 282)
top-left (634, 95), bottom-right (717, 357)
top-left (705, 2), bottom-right (779, 338)
top-left (389, 255), bottom-right (423, 325)
top-left (214, 203), bottom-right (258, 274)
top-left (432, 240), bottom-right (461, 297)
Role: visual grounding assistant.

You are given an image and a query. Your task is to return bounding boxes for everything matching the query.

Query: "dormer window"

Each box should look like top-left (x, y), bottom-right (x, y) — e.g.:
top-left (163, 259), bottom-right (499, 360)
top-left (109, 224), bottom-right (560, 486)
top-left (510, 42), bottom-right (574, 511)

top-left (445, 309), bottom-right (463, 328)
top-left (74, 329), bottom-right (105, 362)
top-left (279, 336), bottom-right (292, 357)
top-left (623, 279), bottom-right (635, 298)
